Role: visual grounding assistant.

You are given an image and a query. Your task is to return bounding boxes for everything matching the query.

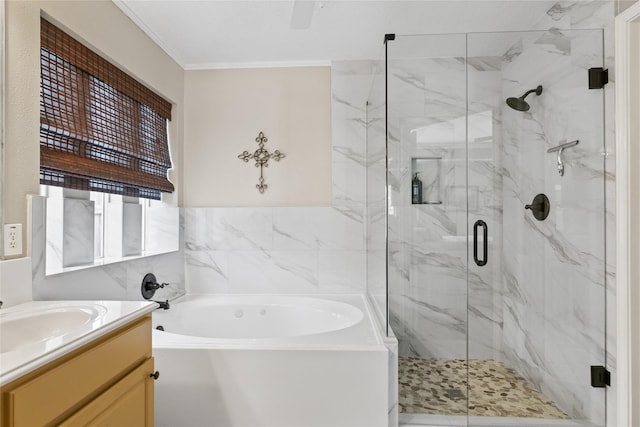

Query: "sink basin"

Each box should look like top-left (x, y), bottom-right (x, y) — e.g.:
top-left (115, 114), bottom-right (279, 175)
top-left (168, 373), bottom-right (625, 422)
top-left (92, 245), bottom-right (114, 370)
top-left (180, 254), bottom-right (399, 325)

top-left (0, 305), bottom-right (107, 353)
top-left (0, 300), bottom-right (156, 387)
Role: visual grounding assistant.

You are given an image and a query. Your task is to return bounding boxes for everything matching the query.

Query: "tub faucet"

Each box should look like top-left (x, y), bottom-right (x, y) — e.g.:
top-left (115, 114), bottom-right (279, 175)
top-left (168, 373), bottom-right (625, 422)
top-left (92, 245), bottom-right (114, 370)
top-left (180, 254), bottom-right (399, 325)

top-left (0, 301), bottom-right (3, 309)
top-left (141, 273), bottom-right (170, 300)
top-left (144, 280), bottom-right (169, 292)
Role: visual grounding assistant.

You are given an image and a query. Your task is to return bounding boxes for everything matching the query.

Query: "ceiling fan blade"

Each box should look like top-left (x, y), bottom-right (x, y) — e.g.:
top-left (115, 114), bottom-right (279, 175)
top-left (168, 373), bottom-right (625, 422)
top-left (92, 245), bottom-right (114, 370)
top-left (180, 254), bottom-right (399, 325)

top-left (290, 0), bottom-right (316, 30)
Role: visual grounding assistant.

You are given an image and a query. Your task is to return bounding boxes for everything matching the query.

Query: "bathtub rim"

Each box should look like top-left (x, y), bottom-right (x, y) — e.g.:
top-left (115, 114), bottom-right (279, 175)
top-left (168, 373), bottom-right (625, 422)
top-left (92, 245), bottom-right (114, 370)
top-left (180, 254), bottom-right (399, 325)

top-left (152, 293), bottom-right (385, 351)
top-left (155, 293), bottom-right (366, 340)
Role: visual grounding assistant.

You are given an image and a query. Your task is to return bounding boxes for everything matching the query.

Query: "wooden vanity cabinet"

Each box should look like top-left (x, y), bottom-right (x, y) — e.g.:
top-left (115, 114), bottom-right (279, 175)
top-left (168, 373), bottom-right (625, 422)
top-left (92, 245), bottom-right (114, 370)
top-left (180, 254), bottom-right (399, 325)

top-left (0, 314), bottom-right (154, 427)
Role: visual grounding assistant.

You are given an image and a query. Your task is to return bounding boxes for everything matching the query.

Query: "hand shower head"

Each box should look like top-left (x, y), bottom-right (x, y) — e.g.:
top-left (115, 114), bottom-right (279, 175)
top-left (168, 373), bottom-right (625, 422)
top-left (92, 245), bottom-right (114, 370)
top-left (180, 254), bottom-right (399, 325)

top-left (506, 85), bottom-right (543, 112)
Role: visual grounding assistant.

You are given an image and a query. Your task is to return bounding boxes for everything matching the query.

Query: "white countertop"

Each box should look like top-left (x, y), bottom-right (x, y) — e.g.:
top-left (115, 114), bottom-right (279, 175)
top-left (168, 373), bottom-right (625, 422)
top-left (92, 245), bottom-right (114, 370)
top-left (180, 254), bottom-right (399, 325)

top-left (0, 300), bottom-right (157, 387)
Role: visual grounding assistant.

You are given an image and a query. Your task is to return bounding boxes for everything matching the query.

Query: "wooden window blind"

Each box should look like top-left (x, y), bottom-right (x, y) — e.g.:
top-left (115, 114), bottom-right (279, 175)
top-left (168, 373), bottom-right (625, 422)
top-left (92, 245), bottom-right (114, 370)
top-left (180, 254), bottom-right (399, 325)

top-left (40, 18), bottom-right (174, 200)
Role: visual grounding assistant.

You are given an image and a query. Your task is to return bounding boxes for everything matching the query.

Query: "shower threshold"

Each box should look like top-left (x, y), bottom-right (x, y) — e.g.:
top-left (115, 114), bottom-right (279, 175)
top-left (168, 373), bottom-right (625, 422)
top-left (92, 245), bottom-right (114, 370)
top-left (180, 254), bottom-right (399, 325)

top-left (400, 413), bottom-right (597, 427)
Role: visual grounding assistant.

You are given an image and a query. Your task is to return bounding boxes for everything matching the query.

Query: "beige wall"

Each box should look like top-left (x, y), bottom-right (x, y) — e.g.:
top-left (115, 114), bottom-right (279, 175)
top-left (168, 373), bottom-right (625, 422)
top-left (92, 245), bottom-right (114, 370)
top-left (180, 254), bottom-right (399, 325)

top-left (619, 0), bottom-right (640, 14)
top-left (183, 67), bottom-right (332, 207)
top-left (4, 0), bottom-right (184, 252)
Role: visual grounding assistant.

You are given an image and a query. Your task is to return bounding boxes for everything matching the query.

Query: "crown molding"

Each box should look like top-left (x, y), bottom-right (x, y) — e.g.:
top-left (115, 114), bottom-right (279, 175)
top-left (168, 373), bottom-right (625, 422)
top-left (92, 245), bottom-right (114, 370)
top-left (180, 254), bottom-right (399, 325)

top-left (183, 60), bottom-right (332, 70)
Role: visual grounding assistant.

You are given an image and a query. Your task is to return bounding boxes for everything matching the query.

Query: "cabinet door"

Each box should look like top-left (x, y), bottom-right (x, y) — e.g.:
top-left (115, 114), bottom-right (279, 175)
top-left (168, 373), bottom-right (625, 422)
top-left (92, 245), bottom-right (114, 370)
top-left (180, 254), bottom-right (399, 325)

top-left (3, 317), bottom-right (151, 427)
top-left (59, 358), bottom-right (154, 427)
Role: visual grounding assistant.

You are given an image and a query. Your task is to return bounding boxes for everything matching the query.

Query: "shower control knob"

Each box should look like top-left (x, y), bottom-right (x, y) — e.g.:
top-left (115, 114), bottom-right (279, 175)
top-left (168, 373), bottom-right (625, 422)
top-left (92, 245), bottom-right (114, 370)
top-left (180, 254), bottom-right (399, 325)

top-left (150, 371), bottom-right (160, 380)
top-left (525, 193), bottom-right (550, 221)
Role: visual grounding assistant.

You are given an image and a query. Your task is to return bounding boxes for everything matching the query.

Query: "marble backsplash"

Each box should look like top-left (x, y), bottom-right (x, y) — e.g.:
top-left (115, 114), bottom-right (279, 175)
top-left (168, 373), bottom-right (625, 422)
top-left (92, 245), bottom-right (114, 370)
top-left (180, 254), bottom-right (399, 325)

top-left (29, 195), bottom-right (185, 302)
top-left (183, 207), bottom-right (366, 294)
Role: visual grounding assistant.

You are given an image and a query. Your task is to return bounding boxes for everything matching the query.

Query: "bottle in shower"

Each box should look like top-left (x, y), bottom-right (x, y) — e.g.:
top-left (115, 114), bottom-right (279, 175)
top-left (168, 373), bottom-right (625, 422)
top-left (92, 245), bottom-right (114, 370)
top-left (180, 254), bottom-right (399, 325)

top-left (412, 172), bottom-right (423, 204)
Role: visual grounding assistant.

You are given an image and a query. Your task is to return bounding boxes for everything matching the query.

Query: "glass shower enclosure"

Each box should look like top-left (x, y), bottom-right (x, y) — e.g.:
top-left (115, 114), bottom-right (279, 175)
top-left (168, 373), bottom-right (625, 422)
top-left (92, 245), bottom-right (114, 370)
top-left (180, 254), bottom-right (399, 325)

top-left (366, 30), bottom-right (607, 426)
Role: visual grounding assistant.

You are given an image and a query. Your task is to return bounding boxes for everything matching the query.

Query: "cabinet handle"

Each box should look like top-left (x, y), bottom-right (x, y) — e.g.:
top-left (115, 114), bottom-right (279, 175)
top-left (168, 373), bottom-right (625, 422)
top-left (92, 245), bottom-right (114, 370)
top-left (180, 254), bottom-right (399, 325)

top-left (150, 371), bottom-right (160, 380)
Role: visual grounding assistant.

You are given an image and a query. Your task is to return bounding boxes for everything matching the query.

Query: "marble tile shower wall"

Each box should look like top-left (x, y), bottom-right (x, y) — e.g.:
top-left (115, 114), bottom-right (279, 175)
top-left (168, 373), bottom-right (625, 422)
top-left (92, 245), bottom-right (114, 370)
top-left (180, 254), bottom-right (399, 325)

top-left (498, 4), bottom-right (617, 424)
top-left (183, 62), bottom-right (371, 295)
top-left (385, 54), bottom-right (505, 361)
top-left (527, 10), bottom-right (617, 422)
top-left (499, 29), bottom-right (607, 423)
top-left (467, 57), bottom-right (506, 362)
top-left (381, 2), bottom-right (615, 422)
top-left (364, 59), bottom-right (388, 320)
top-left (386, 56), bottom-right (466, 360)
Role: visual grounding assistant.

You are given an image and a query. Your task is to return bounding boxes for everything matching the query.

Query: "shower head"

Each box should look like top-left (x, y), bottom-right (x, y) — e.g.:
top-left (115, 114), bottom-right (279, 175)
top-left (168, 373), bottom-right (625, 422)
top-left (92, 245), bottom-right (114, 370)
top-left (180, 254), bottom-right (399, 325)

top-left (505, 85), bottom-right (543, 112)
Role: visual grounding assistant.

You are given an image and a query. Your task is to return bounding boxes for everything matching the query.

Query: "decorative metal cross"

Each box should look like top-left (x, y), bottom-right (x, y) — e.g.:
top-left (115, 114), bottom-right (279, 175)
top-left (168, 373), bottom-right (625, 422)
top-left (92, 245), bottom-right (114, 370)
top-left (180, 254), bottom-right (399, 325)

top-left (237, 132), bottom-right (285, 193)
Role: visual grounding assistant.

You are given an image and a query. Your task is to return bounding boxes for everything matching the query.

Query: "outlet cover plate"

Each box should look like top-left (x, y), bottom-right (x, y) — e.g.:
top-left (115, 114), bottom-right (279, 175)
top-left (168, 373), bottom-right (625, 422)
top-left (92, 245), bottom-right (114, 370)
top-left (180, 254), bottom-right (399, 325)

top-left (4, 224), bottom-right (23, 256)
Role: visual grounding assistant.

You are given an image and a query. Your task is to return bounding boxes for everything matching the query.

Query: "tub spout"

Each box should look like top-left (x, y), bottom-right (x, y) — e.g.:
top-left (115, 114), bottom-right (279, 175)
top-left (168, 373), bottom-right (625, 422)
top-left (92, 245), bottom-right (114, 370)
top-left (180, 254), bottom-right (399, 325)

top-left (154, 299), bottom-right (170, 310)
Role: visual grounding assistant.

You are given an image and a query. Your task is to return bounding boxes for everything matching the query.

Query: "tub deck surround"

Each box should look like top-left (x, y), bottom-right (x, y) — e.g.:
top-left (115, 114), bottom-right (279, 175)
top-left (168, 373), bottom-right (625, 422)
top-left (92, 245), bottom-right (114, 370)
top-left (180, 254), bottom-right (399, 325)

top-left (0, 300), bottom-right (157, 386)
top-left (152, 294), bottom-right (388, 427)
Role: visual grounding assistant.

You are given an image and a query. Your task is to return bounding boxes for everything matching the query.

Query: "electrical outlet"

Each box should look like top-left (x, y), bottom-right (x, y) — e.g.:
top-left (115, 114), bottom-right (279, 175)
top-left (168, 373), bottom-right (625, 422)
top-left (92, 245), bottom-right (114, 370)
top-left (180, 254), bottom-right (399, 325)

top-left (4, 224), bottom-right (23, 257)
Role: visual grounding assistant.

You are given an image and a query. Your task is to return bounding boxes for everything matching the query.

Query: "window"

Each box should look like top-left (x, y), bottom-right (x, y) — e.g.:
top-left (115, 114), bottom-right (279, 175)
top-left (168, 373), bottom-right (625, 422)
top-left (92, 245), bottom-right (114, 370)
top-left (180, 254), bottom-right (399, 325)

top-left (39, 18), bottom-right (174, 200)
top-left (38, 19), bottom-right (178, 274)
top-left (41, 184), bottom-right (178, 274)
top-left (90, 191), bottom-right (104, 259)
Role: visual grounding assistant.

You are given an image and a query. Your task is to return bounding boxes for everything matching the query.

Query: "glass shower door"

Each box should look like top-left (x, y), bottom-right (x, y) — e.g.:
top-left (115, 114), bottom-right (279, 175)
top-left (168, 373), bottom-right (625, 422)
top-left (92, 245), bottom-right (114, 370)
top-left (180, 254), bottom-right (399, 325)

top-left (381, 29), bottom-right (607, 427)
top-left (385, 33), bottom-right (471, 423)
top-left (466, 30), bottom-right (607, 426)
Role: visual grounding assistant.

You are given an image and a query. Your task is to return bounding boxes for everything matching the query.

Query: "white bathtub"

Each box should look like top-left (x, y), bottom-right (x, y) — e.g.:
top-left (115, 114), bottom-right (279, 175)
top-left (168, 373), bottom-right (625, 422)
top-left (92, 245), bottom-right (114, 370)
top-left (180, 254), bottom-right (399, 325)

top-left (152, 294), bottom-right (388, 427)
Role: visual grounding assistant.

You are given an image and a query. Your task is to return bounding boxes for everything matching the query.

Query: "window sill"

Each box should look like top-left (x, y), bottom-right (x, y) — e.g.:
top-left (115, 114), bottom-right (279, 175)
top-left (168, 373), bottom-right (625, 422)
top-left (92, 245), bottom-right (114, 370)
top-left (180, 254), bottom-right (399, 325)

top-left (44, 249), bottom-right (179, 277)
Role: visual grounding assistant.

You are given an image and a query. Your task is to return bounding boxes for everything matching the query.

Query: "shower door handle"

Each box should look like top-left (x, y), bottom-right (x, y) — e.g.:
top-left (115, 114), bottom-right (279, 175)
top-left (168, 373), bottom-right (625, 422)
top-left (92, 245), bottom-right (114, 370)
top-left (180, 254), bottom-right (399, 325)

top-left (473, 220), bottom-right (488, 267)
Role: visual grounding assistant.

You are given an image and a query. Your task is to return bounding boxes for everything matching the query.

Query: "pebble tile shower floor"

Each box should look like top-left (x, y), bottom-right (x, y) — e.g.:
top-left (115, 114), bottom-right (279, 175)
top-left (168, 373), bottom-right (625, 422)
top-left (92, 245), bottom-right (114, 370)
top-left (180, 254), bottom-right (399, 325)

top-left (399, 358), bottom-right (569, 419)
